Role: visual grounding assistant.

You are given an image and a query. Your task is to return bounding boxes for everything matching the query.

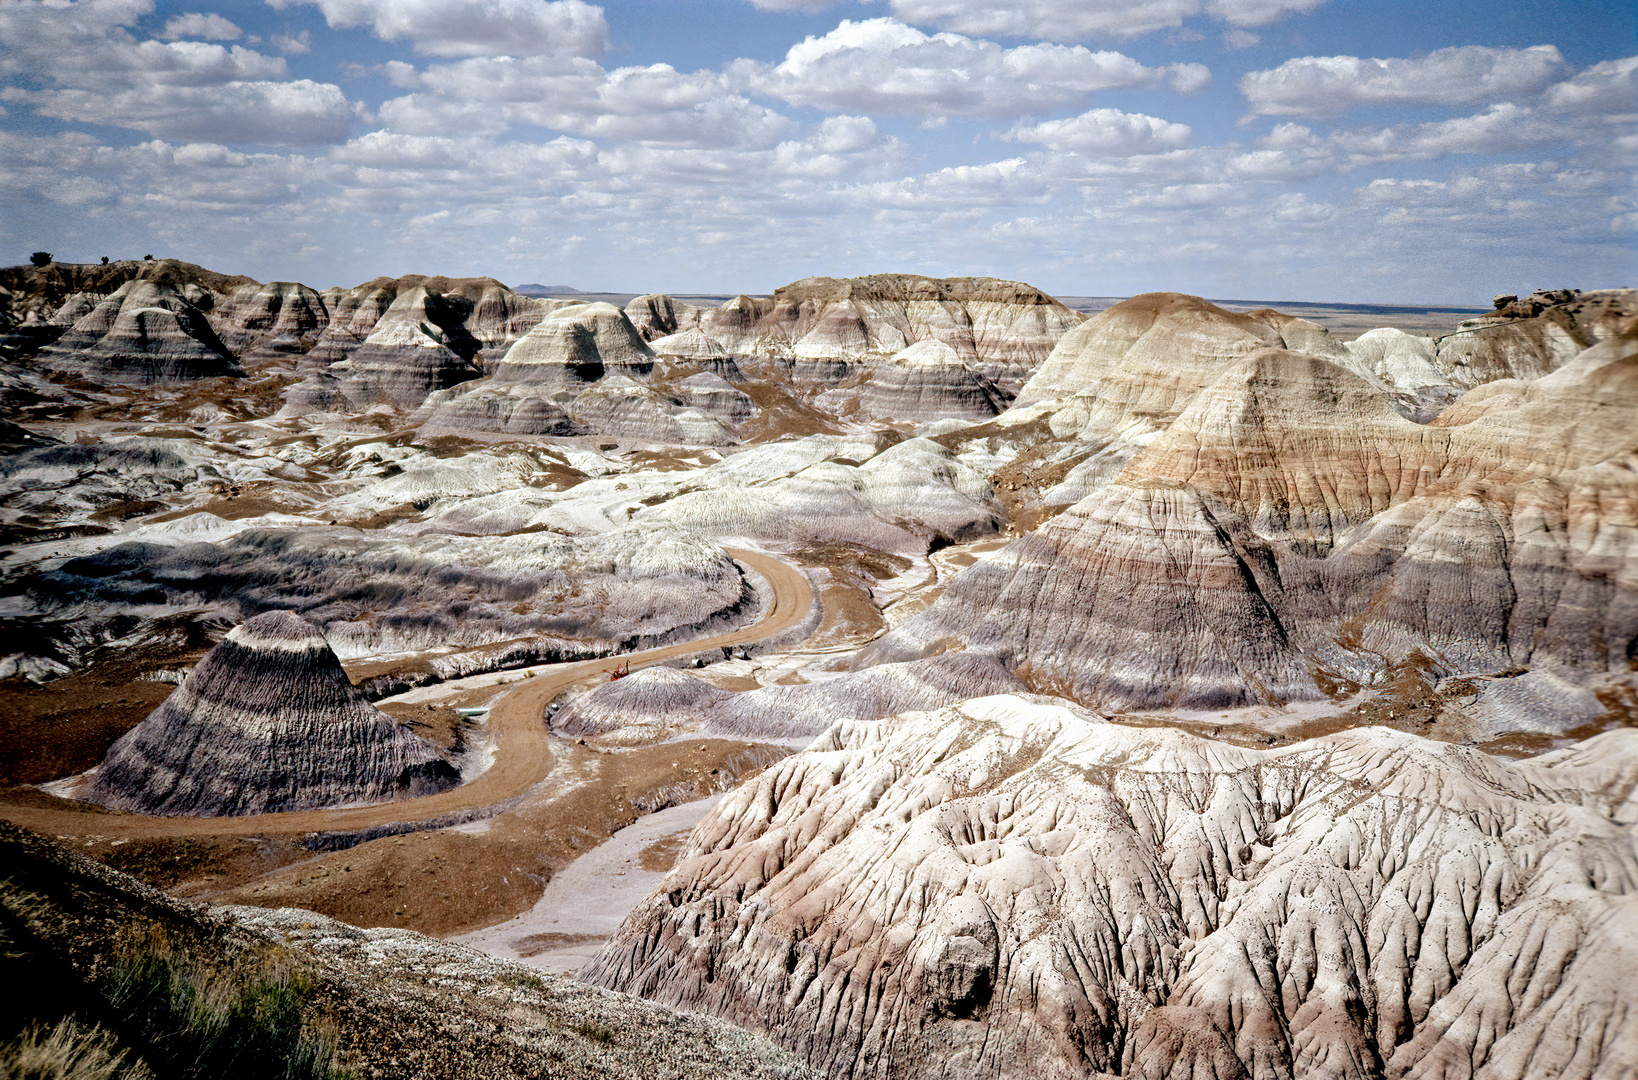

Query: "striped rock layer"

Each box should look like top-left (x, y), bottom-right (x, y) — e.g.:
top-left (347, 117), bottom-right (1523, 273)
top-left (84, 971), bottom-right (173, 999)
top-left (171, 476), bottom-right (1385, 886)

top-left (863, 305), bottom-right (1638, 731)
top-left (38, 279), bottom-right (241, 382)
top-left (628, 275), bottom-right (1084, 412)
top-left (87, 610), bottom-right (458, 816)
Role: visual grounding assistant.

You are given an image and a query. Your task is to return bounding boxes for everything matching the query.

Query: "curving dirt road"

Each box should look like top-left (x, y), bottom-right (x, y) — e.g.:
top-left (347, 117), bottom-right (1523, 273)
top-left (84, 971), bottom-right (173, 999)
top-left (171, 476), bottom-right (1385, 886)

top-left (0, 549), bottom-right (811, 841)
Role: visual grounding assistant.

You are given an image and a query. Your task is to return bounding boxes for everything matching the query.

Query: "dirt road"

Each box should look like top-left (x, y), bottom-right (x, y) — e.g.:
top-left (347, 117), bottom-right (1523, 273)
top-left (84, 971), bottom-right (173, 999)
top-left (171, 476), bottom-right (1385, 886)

top-left (0, 549), bottom-right (811, 841)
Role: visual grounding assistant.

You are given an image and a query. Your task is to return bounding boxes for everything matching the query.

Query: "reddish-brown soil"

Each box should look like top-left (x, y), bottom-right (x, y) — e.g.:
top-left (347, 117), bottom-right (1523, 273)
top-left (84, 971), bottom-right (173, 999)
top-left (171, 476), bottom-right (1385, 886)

top-left (0, 550), bottom-right (813, 938)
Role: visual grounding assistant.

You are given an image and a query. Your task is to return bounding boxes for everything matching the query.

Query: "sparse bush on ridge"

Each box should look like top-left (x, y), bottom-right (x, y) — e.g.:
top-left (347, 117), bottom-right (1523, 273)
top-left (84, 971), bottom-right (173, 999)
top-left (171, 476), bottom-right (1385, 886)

top-left (0, 1018), bottom-right (152, 1080)
top-left (103, 930), bottom-right (339, 1080)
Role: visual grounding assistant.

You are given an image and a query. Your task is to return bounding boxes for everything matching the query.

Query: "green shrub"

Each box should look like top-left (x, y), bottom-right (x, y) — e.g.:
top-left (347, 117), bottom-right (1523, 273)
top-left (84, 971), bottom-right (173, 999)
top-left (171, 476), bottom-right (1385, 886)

top-left (574, 1023), bottom-right (614, 1044)
top-left (104, 936), bottom-right (336, 1080)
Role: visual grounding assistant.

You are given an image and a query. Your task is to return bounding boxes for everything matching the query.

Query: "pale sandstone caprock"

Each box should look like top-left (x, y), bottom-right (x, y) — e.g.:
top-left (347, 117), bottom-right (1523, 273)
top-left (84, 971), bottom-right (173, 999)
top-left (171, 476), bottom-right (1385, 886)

top-left (585, 695), bottom-right (1638, 1080)
top-left (863, 328), bottom-right (1638, 728)
top-left (85, 610), bottom-right (458, 816)
top-left (417, 301), bottom-right (660, 434)
top-left (37, 279), bottom-right (241, 382)
top-left (1434, 288), bottom-right (1637, 389)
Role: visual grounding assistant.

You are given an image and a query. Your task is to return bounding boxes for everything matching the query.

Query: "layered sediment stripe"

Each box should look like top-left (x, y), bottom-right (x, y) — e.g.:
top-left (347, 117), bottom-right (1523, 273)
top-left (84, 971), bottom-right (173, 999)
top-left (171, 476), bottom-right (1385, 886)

top-left (87, 610), bottom-right (458, 817)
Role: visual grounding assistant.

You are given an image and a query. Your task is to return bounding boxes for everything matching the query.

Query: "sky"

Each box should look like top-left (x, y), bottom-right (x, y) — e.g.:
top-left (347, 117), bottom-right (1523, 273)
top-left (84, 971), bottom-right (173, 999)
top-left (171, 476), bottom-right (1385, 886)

top-left (1, 0), bottom-right (1634, 303)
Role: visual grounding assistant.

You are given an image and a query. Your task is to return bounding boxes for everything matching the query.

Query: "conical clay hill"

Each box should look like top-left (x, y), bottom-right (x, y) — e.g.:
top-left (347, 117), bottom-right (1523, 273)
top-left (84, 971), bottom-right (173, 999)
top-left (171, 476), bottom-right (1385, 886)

top-left (86, 610), bottom-right (459, 816)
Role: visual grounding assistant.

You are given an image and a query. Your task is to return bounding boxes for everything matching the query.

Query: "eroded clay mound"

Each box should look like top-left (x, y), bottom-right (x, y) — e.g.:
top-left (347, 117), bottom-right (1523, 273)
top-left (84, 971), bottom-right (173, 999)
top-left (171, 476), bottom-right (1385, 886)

top-left (629, 276), bottom-right (1082, 401)
top-left (864, 330), bottom-right (1638, 730)
top-left (585, 695), bottom-right (1638, 1080)
top-left (86, 610), bottom-right (458, 816)
top-left (553, 653), bottom-right (1027, 744)
top-left (17, 522), bottom-right (755, 672)
top-left (853, 339), bottom-right (1009, 422)
top-left (38, 279), bottom-right (241, 382)
top-left (211, 280), bottom-right (330, 360)
top-left (636, 434), bottom-right (1003, 553)
top-left (418, 302), bottom-right (660, 435)
top-left (330, 285), bottom-right (485, 407)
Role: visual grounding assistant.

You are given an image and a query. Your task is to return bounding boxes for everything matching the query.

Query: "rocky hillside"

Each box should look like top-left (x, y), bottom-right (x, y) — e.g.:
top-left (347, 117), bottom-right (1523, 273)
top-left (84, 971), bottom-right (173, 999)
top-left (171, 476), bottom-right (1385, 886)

top-left (0, 821), bottom-right (814, 1080)
top-left (586, 695), bottom-right (1638, 1080)
top-left (862, 293), bottom-right (1638, 736)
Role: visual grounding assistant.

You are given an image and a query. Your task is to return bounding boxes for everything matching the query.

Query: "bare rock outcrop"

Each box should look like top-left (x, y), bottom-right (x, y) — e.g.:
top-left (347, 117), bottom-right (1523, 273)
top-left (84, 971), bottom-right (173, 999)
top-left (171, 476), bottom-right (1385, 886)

top-left (0, 257), bottom-right (253, 325)
top-left (585, 695), bottom-right (1638, 1080)
top-left (626, 293), bottom-right (710, 342)
top-left (567, 375), bottom-right (739, 445)
top-left (300, 277), bottom-right (404, 367)
top-left (650, 326), bottom-right (746, 379)
top-left (773, 275), bottom-right (1080, 395)
top-left (553, 653), bottom-right (1027, 744)
top-left (677, 371), bottom-right (756, 425)
top-left (211, 280), bottom-right (330, 362)
top-left (864, 328), bottom-right (1638, 730)
top-left (854, 339), bottom-right (1008, 421)
top-left (286, 276), bottom-right (552, 411)
top-left (330, 285), bottom-right (485, 407)
top-left (12, 520), bottom-right (757, 673)
top-left (637, 434), bottom-right (1002, 553)
top-left (1435, 288), bottom-right (1637, 387)
top-left (85, 610), bottom-right (458, 816)
top-left (630, 277), bottom-right (1081, 405)
top-left (37, 279), bottom-right (242, 382)
top-left (417, 302), bottom-right (659, 435)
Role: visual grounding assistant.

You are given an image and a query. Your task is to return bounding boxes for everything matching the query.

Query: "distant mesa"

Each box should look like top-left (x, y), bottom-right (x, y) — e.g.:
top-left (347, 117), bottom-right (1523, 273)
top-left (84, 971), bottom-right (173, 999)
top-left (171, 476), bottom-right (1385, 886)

top-left (85, 610), bottom-right (459, 817)
top-left (513, 283), bottom-right (583, 297)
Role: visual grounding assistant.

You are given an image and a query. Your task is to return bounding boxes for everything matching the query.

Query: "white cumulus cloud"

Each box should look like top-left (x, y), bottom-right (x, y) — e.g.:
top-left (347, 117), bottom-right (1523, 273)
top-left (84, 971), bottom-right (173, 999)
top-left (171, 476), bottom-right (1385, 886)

top-left (385, 58), bottom-right (793, 150)
top-left (15, 79), bottom-right (362, 145)
top-left (160, 12), bottom-right (242, 40)
top-left (1006, 108), bottom-right (1192, 155)
top-left (1241, 44), bottom-right (1566, 116)
top-left (876, 0), bottom-right (1325, 42)
top-left (0, 0), bottom-right (363, 144)
top-left (275, 0), bottom-right (608, 58)
top-left (742, 18), bottom-right (1207, 117)
top-left (1542, 55), bottom-right (1638, 114)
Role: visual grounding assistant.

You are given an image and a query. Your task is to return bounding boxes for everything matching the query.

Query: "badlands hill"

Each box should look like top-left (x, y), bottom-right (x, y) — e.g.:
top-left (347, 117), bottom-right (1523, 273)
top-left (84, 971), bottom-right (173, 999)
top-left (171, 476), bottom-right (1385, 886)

top-left (862, 290), bottom-right (1638, 735)
top-left (86, 610), bottom-right (458, 816)
top-left (0, 262), bottom-right (1634, 1080)
top-left (587, 696), bottom-right (1638, 1080)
